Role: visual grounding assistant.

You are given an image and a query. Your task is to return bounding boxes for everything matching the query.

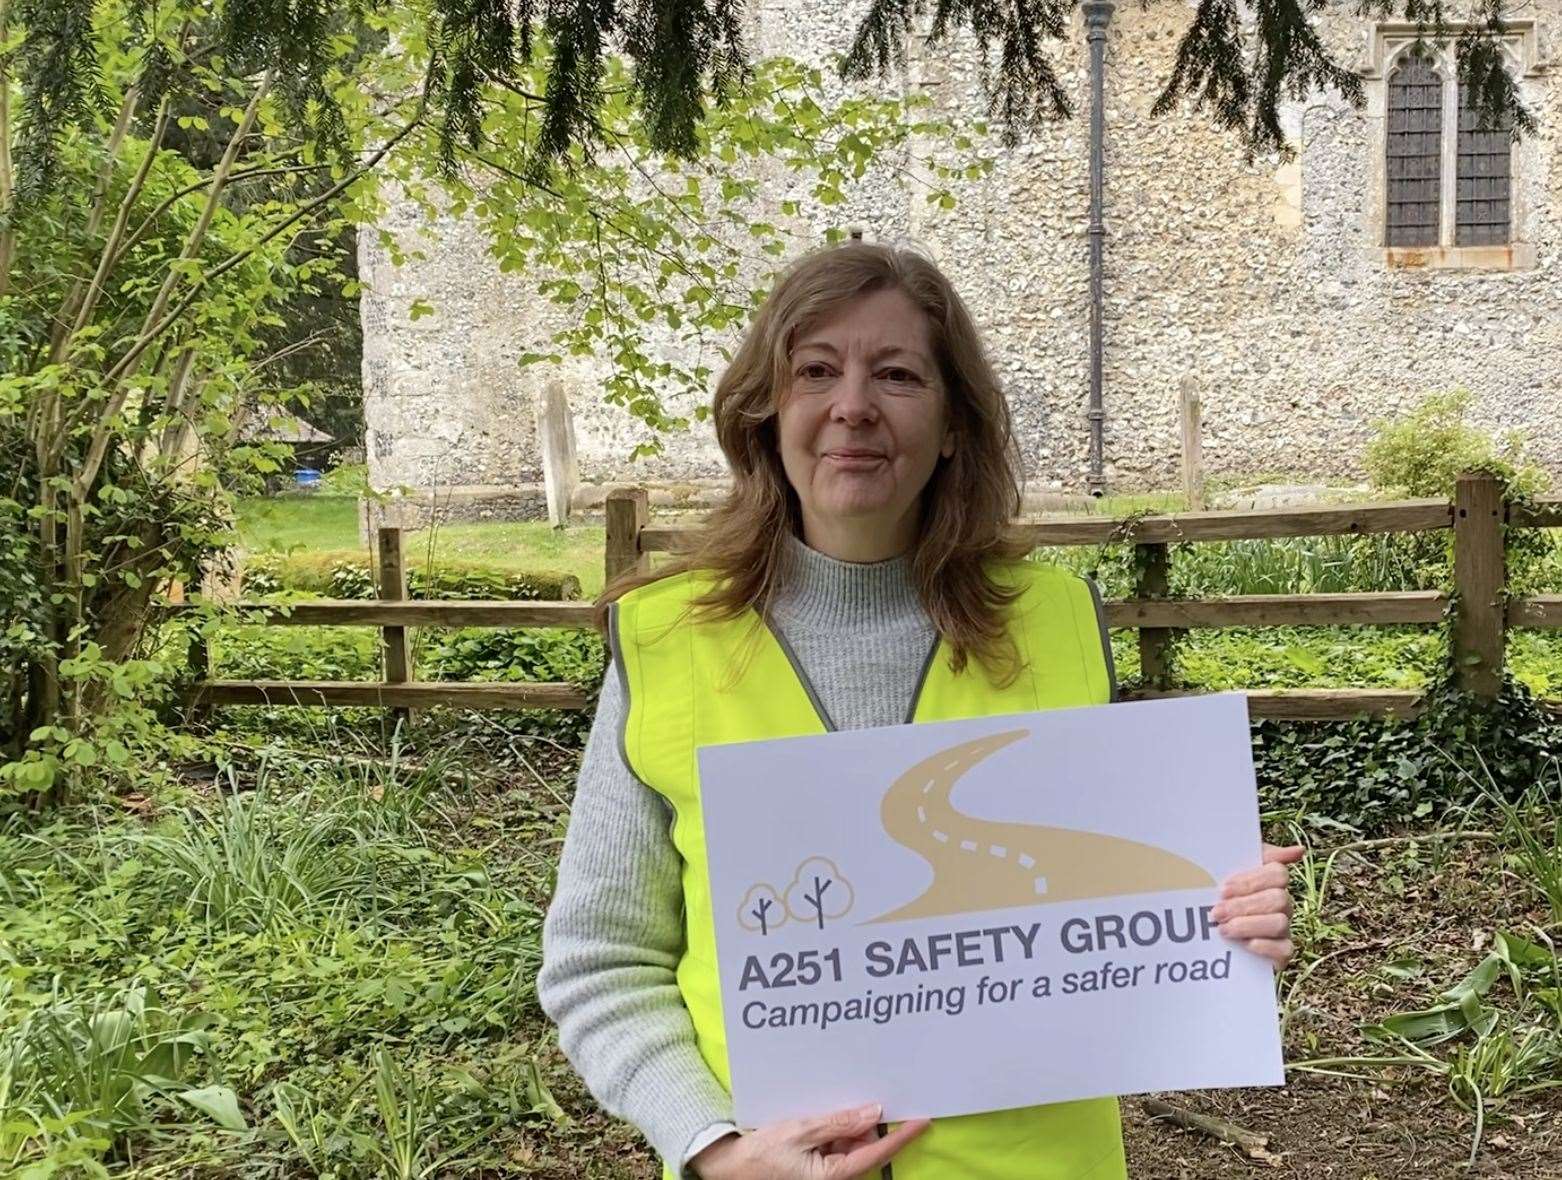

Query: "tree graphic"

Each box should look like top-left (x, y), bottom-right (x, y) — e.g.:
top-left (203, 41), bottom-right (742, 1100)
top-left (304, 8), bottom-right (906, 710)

top-left (784, 857), bottom-right (855, 930)
top-left (737, 884), bottom-right (787, 936)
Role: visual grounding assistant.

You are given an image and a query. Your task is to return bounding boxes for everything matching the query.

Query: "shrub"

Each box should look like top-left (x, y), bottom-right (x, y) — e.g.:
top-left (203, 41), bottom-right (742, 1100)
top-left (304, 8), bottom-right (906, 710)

top-left (1364, 389), bottom-right (1550, 499)
top-left (421, 627), bottom-right (605, 687)
top-left (210, 622), bottom-right (604, 744)
top-left (240, 554), bottom-right (581, 601)
top-left (317, 463), bottom-right (369, 496)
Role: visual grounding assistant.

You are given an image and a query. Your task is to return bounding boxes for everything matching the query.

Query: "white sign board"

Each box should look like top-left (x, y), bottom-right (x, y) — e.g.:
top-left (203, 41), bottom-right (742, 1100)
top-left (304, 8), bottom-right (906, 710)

top-left (698, 693), bottom-right (1285, 1127)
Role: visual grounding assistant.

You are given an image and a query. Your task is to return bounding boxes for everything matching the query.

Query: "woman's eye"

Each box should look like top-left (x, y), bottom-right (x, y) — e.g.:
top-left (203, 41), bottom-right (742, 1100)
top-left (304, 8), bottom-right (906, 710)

top-left (796, 363), bottom-right (832, 380)
top-left (881, 369), bottom-right (921, 385)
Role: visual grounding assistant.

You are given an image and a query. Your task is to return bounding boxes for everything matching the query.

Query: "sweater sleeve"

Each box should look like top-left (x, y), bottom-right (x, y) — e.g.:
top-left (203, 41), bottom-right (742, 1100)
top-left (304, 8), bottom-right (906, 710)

top-left (537, 663), bottom-right (739, 1175)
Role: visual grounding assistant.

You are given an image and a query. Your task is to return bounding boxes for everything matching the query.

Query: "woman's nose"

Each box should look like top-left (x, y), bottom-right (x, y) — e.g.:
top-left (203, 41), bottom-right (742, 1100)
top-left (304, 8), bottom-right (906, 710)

top-left (830, 369), bottom-right (879, 424)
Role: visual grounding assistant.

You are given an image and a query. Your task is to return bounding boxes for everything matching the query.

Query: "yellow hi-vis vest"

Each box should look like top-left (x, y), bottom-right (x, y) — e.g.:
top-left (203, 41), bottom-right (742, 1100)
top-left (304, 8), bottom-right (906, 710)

top-left (610, 561), bottom-right (1129, 1180)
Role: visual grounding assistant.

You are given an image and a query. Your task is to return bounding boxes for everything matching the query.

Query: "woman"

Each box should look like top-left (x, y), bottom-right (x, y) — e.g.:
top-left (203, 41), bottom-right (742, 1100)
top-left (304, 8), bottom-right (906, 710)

top-left (538, 243), bottom-right (1300, 1180)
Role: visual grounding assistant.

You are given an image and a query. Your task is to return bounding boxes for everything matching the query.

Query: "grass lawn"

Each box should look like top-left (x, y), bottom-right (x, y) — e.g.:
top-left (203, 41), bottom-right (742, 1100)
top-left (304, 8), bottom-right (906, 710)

top-left (237, 494), bottom-right (365, 552)
top-left (237, 496), bottom-right (609, 595)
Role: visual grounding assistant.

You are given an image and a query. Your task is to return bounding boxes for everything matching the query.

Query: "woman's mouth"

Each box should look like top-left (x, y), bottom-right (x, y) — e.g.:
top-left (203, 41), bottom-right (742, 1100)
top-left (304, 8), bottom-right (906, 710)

top-left (822, 449), bottom-right (887, 470)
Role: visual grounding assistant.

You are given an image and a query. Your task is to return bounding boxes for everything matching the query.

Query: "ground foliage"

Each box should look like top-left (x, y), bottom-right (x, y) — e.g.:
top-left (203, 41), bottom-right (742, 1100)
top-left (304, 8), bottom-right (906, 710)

top-left (0, 740), bottom-right (568, 1177)
top-left (3, 714), bottom-right (1559, 1177)
top-left (1252, 675), bottom-right (1562, 833)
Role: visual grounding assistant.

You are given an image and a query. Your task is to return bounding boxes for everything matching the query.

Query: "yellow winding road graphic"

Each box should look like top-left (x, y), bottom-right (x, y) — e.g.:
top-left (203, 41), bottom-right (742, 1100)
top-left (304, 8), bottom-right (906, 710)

top-left (867, 729), bottom-right (1214, 923)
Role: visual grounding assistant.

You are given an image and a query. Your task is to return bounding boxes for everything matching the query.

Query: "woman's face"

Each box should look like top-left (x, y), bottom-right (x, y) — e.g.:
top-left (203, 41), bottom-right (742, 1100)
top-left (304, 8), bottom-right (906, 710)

top-left (776, 286), bottom-right (954, 558)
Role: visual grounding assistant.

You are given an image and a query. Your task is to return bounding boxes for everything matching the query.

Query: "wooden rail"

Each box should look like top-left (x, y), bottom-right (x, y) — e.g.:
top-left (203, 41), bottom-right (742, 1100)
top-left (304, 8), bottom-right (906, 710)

top-left (1103, 591), bottom-right (1447, 629)
top-left (1508, 496), bottom-right (1562, 529)
top-left (639, 498), bottom-right (1454, 554)
top-left (180, 474), bottom-right (1561, 721)
top-left (191, 680), bottom-right (592, 710)
top-left (1509, 596), bottom-right (1562, 629)
top-left (1130, 688), bottom-right (1424, 721)
top-left (167, 600), bottom-right (596, 628)
top-left (174, 535), bottom-right (601, 713)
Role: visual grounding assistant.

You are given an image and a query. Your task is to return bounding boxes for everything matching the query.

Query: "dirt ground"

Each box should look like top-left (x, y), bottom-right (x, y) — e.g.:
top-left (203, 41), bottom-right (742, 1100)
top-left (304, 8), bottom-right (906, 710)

top-left (1117, 838), bottom-right (1562, 1178)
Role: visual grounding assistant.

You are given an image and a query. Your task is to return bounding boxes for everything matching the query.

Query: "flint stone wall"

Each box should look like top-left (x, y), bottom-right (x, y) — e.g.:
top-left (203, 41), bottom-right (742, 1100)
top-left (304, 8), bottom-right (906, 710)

top-left (360, 1), bottom-right (1562, 499)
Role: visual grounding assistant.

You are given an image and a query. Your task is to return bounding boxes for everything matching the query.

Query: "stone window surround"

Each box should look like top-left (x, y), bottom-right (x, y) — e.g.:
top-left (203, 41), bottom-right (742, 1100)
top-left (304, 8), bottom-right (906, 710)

top-left (1360, 20), bottom-right (1545, 270)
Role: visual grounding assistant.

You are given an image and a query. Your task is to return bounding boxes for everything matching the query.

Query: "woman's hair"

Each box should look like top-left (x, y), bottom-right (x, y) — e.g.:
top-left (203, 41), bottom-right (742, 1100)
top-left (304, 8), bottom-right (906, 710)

top-left (598, 240), bottom-right (1030, 677)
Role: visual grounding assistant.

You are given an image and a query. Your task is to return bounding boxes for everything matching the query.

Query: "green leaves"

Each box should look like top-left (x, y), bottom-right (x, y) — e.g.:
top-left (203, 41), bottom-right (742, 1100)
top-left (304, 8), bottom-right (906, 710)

top-left (1366, 948), bottom-right (1513, 1047)
top-left (176, 1086), bottom-right (247, 1131)
top-left (1252, 675), bottom-right (1562, 833)
top-left (433, 50), bottom-right (989, 453)
top-left (1, 748), bottom-right (559, 1175)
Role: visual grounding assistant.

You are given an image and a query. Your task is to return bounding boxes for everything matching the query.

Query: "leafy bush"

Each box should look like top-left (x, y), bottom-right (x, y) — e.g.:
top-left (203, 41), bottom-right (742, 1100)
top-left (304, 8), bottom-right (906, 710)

top-left (1169, 627), bottom-right (1444, 691)
top-left (1364, 389), bottom-right (1550, 499)
top-left (241, 553), bottom-right (582, 601)
top-left (210, 622), bottom-right (605, 743)
top-left (1358, 390), bottom-right (1559, 598)
top-left (214, 625), bottom-right (381, 683)
top-left (411, 565), bottom-right (582, 602)
top-left (331, 560), bottom-right (378, 600)
top-left (422, 627), bottom-right (605, 687)
top-left (317, 463), bottom-right (370, 496)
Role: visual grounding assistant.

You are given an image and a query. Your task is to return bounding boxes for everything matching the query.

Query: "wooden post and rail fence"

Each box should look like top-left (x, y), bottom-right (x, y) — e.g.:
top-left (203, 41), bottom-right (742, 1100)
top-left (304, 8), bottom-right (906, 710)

top-left (174, 472), bottom-right (1562, 723)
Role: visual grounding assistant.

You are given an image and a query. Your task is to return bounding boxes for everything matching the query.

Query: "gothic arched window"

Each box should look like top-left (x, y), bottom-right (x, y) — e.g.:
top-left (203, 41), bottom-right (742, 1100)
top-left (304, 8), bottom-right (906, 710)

top-left (1385, 54), bottom-right (1444, 247)
top-left (1369, 23), bottom-right (1536, 266)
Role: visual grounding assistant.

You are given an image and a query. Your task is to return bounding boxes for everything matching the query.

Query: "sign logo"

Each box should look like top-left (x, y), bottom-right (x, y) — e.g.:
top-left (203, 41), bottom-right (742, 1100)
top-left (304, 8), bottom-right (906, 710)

top-left (868, 729), bottom-right (1214, 922)
top-left (736, 729), bottom-right (1214, 933)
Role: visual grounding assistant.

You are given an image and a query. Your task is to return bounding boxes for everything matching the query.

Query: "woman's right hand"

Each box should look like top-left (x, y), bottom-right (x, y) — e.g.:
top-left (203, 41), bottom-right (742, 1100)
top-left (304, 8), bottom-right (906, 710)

top-left (690, 1102), bottom-right (929, 1179)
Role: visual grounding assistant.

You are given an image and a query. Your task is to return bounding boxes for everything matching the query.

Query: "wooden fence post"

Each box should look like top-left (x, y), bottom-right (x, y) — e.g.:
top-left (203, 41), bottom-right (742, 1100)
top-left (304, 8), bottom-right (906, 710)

top-left (377, 526), bottom-right (414, 733)
top-left (605, 487), bottom-right (650, 584)
top-left (1452, 472), bottom-right (1505, 698)
top-left (1135, 542), bottom-right (1174, 690)
top-left (1179, 376), bottom-right (1207, 512)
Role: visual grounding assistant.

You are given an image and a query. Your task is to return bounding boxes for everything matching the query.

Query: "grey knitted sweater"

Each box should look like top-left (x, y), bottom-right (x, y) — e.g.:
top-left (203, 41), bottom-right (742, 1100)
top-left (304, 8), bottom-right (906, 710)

top-left (537, 535), bottom-right (936, 1175)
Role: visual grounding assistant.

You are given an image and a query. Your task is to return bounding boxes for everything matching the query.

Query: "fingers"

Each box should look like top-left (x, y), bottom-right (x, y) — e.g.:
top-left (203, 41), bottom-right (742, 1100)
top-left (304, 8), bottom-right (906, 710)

top-left (1223, 845), bottom-right (1304, 897)
top-left (1211, 886), bottom-right (1290, 923)
top-left (1221, 861), bottom-right (1290, 898)
top-left (1215, 911), bottom-right (1289, 941)
top-left (823, 1119), bottom-right (931, 1180)
top-left (796, 1103), bottom-right (883, 1149)
top-left (821, 1132), bottom-right (880, 1157)
top-left (1261, 842), bottom-right (1306, 865)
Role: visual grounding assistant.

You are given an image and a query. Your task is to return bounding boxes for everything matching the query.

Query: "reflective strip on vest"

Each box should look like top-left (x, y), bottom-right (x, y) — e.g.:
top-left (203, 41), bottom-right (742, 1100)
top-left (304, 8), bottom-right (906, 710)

top-left (612, 562), bottom-right (1128, 1180)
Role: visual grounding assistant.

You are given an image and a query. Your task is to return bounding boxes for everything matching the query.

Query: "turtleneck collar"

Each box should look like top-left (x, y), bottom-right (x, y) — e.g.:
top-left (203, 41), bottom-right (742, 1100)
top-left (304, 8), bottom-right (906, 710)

top-left (767, 531), bottom-right (927, 632)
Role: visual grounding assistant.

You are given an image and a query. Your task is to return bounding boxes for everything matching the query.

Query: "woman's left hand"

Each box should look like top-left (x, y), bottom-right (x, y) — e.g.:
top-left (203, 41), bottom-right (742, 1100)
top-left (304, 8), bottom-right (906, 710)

top-left (1212, 842), bottom-right (1305, 969)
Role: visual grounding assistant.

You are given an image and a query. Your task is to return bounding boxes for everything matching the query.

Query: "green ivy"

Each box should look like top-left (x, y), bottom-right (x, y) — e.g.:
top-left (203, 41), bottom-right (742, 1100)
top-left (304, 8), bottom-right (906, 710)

top-left (1253, 674), bottom-right (1562, 833)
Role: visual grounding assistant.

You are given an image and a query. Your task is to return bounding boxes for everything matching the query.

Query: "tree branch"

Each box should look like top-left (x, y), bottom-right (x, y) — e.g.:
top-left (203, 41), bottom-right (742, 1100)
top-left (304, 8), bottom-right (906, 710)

top-left (52, 97), bottom-right (173, 366)
top-left (45, 83), bottom-right (143, 360)
top-left (78, 70), bottom-right (277, 500)
top-left (111, 157), bottom-right (324, 273)
top-left (109, 107), bottom-right (426, 389)
top-left (0, 0), bottom-right (15, 297)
